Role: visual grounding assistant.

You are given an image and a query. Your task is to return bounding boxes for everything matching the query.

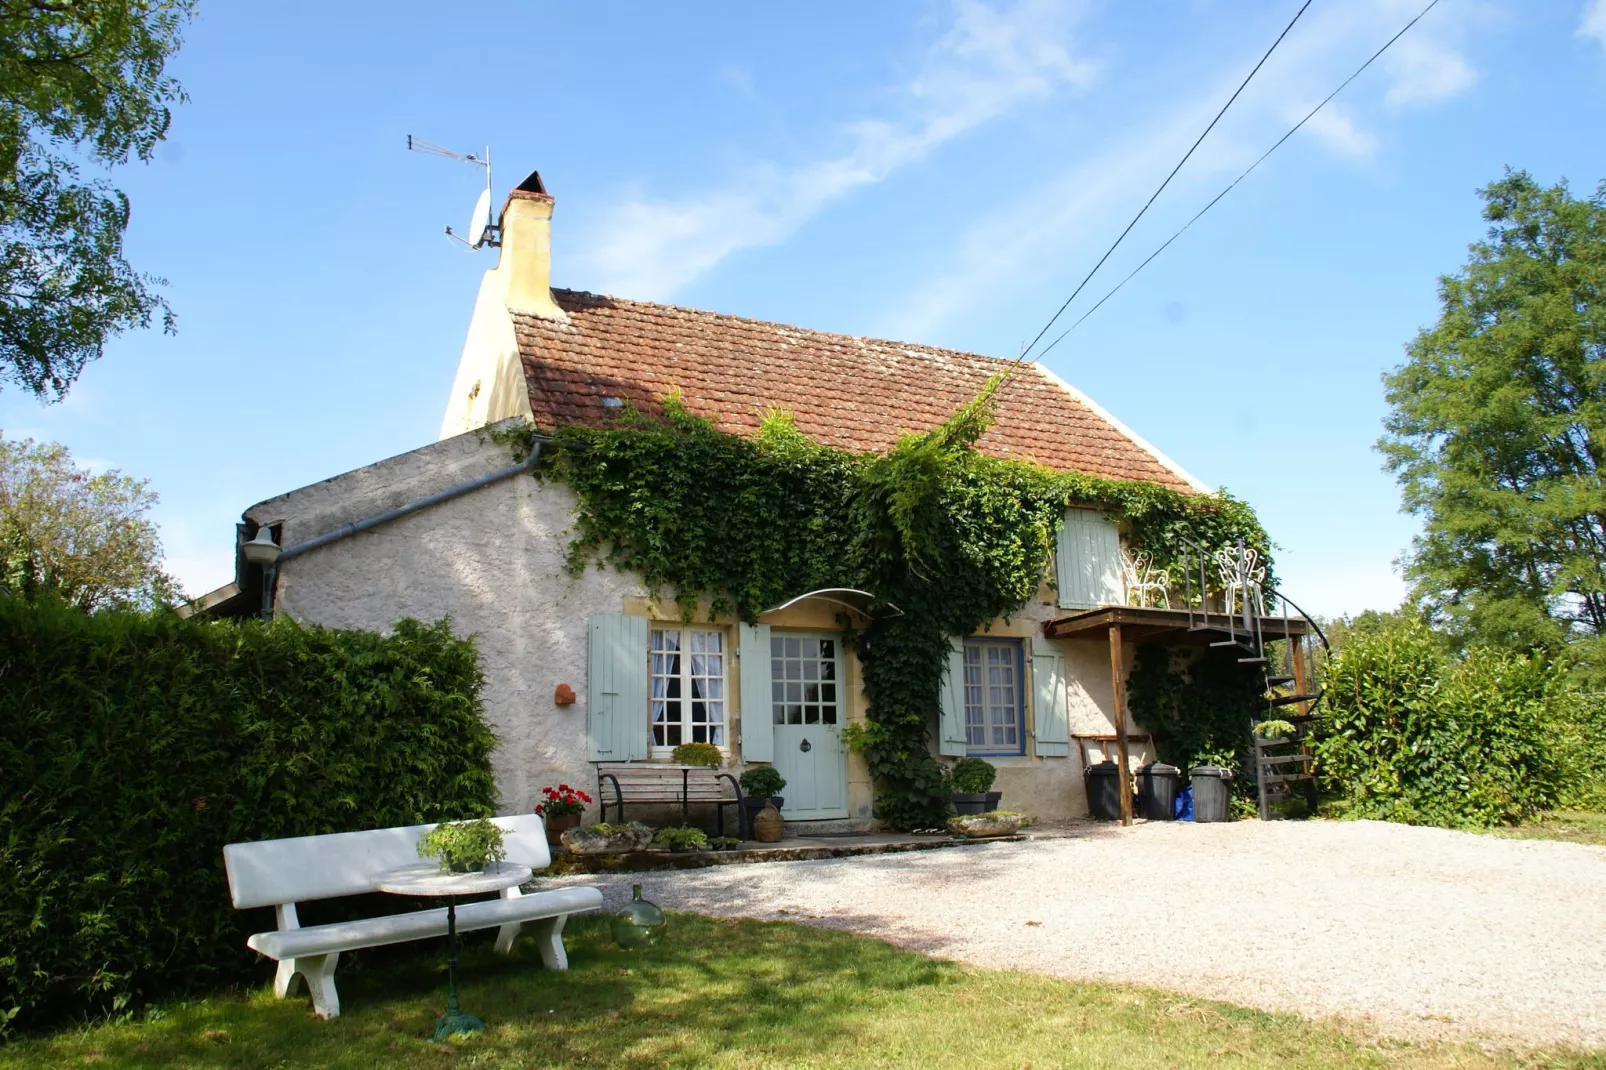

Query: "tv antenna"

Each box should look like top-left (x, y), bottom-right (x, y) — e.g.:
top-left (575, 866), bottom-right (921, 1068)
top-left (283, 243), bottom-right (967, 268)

top-left (407, 135), bottom-right (499, 250)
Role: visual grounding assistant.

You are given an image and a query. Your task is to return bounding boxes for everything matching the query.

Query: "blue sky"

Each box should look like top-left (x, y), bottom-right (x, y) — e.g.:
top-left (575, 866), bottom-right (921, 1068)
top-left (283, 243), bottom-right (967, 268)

top-left (2, 0), bottom-right (1604, 616)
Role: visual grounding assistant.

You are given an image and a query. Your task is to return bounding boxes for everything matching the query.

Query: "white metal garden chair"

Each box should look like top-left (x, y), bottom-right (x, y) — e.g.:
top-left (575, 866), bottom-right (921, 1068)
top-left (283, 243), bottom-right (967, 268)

top-left (1121, 549), bottom-right (1171, 609)
top-left (1215, 545), bottom-right (1266, 617)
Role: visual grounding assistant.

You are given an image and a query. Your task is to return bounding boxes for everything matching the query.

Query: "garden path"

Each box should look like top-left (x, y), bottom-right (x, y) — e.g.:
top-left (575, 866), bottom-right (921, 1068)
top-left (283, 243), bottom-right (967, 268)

top-left (545, 818), bottom-right (1606, 1049)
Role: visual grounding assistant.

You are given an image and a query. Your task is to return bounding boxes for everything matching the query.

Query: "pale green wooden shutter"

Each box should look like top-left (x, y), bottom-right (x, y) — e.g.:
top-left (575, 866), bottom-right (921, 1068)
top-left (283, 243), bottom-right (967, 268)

top-left (1032, 648), bottom-right (1070, 757)
top-left (938, 637), bottom-right (968, 757)
top-left (738, 622), bottom-right (774, 763)
top-left (1056, 509), bottom-right (1124, 608)
top-left (587, 612), bottom-right (649, 761)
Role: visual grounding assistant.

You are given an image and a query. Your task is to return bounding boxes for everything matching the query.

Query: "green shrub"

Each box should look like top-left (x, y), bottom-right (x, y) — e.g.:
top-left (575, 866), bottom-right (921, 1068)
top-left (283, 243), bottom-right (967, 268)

top-left (653, 826), bottom-right (708, 852)
top-left (417, 819), bottom-right (506, 873)
top-left (738, 766), bottom-right (785, 797)
top-left (1554, 690), bottom-right (1606, 810)
top-left (1312, 618), bottom-right (1565, 827)
top-left (949, 758), bottom-right (997, 794)
top-left (0, 599), bottom-right (496, 1028)
top-left (671, 742), bottom-right (723, 768)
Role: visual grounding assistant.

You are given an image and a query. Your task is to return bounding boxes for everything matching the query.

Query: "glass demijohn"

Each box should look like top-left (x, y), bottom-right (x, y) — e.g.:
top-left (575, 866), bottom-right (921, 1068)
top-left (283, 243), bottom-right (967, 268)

top-left (611, 884), bottom-right (666, 949)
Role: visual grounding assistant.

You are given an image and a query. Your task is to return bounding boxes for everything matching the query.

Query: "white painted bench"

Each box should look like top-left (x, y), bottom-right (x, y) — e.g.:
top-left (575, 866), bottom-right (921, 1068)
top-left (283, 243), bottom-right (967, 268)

top-left (222, 814), bottom-right (603, 1019)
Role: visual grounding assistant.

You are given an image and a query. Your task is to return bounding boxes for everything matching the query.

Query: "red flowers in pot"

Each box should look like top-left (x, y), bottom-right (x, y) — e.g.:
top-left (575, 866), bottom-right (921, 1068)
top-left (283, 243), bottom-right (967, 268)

top-left (535, 784), bottom-right (591, 818)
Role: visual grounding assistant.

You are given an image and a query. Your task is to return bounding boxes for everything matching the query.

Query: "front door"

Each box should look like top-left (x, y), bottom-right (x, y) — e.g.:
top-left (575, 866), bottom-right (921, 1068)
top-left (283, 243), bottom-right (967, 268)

top-left (768, 632), bottom-right (848, 820)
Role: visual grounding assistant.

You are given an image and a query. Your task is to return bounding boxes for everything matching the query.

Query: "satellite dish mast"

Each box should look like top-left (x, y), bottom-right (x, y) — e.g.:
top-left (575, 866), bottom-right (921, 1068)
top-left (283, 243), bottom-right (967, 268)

top-left (406, 135), bottom-right (500, 249)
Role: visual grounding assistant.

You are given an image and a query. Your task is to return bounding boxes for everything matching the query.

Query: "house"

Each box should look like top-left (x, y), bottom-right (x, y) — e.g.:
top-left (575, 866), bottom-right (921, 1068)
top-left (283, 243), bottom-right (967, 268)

top-left (189, 170), bottom-right (1315, 827)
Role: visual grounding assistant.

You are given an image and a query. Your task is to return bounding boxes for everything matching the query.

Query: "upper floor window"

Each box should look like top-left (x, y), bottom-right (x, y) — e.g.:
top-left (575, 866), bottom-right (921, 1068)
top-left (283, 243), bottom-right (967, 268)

top-left (649, 628), bottom-right (726, 751)
top-left (963, 639), bottom-right (1024, 756)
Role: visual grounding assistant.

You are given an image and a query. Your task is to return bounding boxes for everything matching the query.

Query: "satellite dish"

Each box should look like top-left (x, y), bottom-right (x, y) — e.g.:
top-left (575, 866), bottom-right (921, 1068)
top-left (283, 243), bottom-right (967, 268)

top-left (467, 187), bottom-right (492, 248)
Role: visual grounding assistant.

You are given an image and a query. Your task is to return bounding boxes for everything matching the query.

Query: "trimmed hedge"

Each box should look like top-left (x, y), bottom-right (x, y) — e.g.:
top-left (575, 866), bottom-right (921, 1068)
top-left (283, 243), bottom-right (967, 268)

top-left (1312, 618), bottom-right (1565, 827)
top-left (0, 599), bottom-right (497, 1028)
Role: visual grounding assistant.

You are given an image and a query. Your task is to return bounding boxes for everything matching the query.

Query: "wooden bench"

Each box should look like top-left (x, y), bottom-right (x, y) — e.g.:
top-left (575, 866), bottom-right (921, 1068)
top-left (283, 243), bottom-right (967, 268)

top-left (222, 814), bottom-right (603, 1019)
top-left (596, 763), bottom-right (745, 837)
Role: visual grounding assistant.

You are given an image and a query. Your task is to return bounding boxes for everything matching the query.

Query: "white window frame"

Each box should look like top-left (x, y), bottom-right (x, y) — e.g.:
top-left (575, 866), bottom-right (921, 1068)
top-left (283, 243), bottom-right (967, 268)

top-left (962, 638), bottom-right (1025, 756)
top-left (648, 626), bottom-right (729, 755)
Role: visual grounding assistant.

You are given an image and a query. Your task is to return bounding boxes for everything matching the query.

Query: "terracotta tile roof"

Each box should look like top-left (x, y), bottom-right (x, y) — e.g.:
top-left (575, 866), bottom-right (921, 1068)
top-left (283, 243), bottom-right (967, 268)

top-left (512, 290), bottom-right (1201, 493)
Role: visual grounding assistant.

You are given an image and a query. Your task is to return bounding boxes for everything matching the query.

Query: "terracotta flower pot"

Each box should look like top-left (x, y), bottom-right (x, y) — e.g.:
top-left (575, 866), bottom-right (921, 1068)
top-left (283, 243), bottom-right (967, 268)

top-left (544, 812), bottom-right (581, 847)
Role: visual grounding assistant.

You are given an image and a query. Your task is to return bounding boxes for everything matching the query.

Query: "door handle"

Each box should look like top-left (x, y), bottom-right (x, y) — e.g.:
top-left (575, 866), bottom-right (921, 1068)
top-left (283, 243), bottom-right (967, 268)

top-left (800, 738), bottom-right (812, 753)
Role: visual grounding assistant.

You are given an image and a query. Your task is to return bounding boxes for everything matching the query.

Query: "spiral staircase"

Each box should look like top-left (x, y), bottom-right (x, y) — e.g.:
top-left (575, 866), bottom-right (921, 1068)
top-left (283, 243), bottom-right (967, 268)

top-left (1179, 540), bottom-right (1332, 820)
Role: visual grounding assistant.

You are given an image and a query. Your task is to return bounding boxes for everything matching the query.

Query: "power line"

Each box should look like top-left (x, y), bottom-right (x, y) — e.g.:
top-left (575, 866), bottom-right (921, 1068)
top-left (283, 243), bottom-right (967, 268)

top-left (1011, 0), bottom-right (1315, 368)
top-left (1029, 0), bottom-right (1445, 364)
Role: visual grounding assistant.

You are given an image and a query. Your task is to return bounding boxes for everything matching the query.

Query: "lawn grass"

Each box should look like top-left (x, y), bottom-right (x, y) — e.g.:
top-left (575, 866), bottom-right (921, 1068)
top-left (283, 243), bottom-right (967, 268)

top-left (1491, 810), bottom-right (1606, 847)
top-left (2, 914), bottom-right (1598, 1069)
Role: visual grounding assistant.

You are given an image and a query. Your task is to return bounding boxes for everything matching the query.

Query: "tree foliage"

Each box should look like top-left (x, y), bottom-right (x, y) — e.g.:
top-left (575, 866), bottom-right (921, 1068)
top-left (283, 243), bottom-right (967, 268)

top-left (0, 0), bottom-right (193, 399)
top-left (1381, 170), bottom-right (1606, 652)
top-left (0, 432), bottom-right (176, 609)
top-left (531, 385), bottom-right (1270, 828)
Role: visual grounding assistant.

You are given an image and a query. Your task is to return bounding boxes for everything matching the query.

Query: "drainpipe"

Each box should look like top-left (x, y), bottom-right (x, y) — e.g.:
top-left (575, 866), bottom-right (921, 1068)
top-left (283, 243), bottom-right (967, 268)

top-left (259, 437), bottom-right (547, 616)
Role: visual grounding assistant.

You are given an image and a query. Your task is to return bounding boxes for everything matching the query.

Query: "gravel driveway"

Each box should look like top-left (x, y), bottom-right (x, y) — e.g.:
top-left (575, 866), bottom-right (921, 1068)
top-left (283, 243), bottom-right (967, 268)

top-left (549, 820), bottom-right (1606, 1048)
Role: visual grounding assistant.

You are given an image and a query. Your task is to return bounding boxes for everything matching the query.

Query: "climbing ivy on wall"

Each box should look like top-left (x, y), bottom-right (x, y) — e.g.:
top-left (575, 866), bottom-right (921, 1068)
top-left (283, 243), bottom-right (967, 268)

top-left (513, 381), bottom-right (1271, 828)
top-left (1125, 642), bottom-right (1268, 779)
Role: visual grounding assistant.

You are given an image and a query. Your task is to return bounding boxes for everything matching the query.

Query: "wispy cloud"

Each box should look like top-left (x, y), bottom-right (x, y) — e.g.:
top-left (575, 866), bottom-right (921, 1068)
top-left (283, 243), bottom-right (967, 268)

top-left (880, 0), bottom-right (1479, 341)
top-left (1382, 34), bottom-right (1476, 105)
top-left (1297, 103), bottom-right (1377, 158)
top-left (1581, 0), bottom-right (1606, 48)
top-left (575, 0), bottom-right (1098, 300)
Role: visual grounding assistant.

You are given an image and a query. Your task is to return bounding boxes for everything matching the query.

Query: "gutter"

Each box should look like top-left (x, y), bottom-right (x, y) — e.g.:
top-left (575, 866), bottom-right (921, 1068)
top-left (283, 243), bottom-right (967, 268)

top-left (258, 437), bottom-right (547, 616)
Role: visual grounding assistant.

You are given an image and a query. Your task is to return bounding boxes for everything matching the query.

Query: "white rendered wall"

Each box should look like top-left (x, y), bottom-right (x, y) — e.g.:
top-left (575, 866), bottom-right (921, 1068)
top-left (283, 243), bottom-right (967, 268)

top-left (247, 424), bottom-right (645, 817)
top-left (246, 423), bottom-right (1145, 825)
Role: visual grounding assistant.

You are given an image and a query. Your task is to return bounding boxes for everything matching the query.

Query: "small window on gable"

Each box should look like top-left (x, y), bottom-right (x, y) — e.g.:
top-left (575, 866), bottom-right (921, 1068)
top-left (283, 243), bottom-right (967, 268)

top-left (962, 639), bottom-right (1024, 756)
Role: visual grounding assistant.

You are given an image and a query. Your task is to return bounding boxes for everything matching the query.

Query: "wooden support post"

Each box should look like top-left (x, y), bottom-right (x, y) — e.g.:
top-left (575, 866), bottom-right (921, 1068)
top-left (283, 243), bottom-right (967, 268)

top-left (1291, 636), bottom-right (1311, 718)
top-left (1108, 622), bottom-right (1133, 826)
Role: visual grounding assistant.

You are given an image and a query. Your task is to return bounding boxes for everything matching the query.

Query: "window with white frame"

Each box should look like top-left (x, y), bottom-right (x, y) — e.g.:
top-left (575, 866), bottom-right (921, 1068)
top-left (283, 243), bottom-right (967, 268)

top-left (770, 635), bottom-right (840, 725)
top-left (963, 639), bottom-right (1024, 755)
top-left (649, 628), bottom-right (726, 750)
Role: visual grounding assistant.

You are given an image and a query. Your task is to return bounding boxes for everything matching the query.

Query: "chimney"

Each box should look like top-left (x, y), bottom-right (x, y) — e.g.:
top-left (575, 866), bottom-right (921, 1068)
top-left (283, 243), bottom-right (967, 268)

top-left (499, 170), bottom-right (569, 323)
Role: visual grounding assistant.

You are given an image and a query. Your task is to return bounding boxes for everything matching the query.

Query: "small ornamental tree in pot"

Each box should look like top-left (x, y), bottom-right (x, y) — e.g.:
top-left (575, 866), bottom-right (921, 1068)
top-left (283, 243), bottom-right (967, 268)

top-left (950, 758), bottom-right (1000, 815)
top-left (535, 784), bottom-right (592, 847)
top-left (739, 765), bottom-right (786, 828)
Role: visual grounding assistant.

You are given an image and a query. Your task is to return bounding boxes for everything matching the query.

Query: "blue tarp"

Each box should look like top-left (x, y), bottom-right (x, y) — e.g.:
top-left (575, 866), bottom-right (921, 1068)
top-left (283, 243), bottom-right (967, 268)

top-left (1174, 784), bottom-right (1194, 821)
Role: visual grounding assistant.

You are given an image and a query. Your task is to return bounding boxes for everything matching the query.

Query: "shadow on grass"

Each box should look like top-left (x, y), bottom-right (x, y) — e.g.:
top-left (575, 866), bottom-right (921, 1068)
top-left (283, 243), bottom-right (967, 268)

top-left (7, 911), bottom-right (1596, 1070)
top-left (0, 913), bottom-right (965, 1070)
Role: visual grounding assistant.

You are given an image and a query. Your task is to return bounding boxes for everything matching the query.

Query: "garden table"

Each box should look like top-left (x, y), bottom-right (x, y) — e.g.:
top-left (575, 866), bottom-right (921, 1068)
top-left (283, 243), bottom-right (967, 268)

top-left (376, 861), bottom-right (532, 1041)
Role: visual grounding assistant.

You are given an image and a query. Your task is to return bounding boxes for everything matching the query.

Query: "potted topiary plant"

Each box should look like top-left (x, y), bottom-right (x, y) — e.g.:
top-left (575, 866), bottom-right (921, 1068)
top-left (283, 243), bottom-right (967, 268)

top-left (654, 826), bottom-right (709, 854)
top-left (672, 741), bottom-right (723, 768)
top-left (416, 818), bottom-right (507, 873)
top-left (535, 783), bottom-right (592, 847)
top-left (950, 757), bottom-right (1001, 815)
top-left (739, 765), bottom-right (786, 828)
